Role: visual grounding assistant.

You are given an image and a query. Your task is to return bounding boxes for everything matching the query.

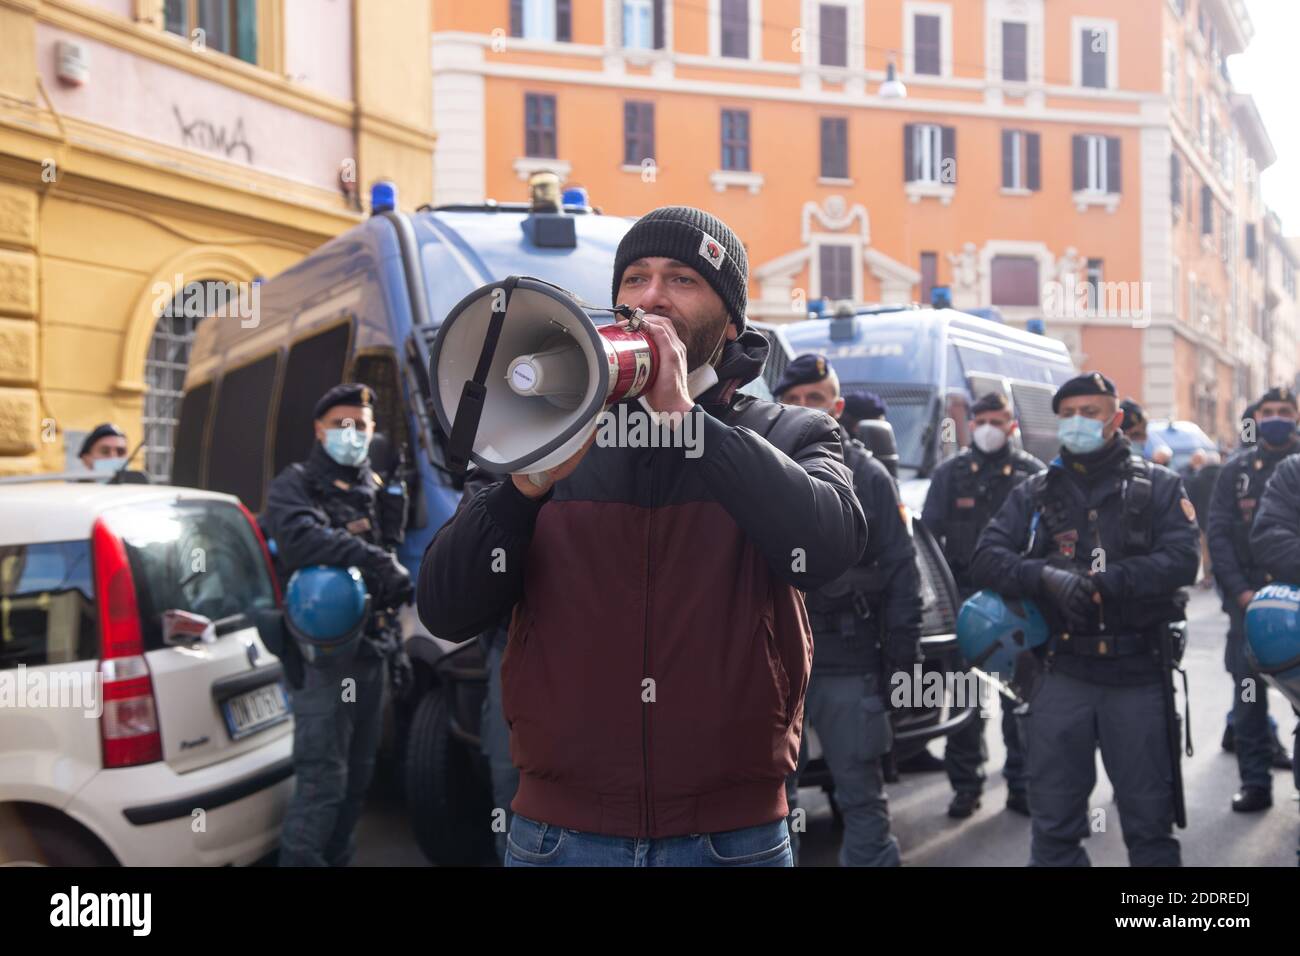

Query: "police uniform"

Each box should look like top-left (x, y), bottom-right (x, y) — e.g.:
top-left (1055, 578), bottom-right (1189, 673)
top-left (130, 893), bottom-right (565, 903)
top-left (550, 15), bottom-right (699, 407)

top-left (970, 372), bottom-right (1200, 866)
top-left (262, 383), bottom-right (412, 867)
top-left (1206, 386), bottom-right (1300, 811)
top-left (1248, 447), bottom-right (1300, 826)
top-left (778, 355), bottom-right (923, 867)
top-left (922, 409), bottom-right (1044, 813)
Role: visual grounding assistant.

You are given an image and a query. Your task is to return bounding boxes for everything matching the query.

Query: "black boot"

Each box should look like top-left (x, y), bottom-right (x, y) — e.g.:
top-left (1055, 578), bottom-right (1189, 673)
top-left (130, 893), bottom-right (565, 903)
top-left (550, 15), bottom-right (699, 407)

top-left (1005, 790), bottom-right (1031, 816)
top-left (1270, 733), bottom-right (1293, 771)
top-left (1231, 786), bottom-right (1272, 813)
top-left (1221, 722), bottom-right (1235, 753)
top-left (947, 790), bottom-right (982, 819)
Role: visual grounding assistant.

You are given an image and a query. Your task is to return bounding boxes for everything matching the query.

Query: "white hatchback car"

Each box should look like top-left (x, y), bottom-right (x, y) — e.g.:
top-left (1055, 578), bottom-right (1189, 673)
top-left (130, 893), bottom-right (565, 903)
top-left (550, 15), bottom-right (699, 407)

top-left (0, 478), bottom-right (293, 865)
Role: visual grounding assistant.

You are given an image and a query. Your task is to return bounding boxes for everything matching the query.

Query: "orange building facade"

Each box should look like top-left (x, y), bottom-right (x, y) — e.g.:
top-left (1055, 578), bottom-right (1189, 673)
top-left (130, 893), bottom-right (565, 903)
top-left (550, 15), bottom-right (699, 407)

top-left (430, 0), bottom-right (1297, 446)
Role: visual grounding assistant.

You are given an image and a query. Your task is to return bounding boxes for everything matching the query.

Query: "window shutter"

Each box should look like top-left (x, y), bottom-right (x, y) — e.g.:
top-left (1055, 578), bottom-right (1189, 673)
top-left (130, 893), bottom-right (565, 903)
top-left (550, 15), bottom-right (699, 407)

top-left (234, 0), bottom-right (257, 65)
top-left (903, 123), bottom-right (915, 182)
top-left (1106, 136), bottom-right (1121, 193)
top-left (510, 0), bottom-right (523, 37)
top-left (1170, 153), bottom-right (1182, 207)
top-left (556, 0), bottom-right (571, 41)
top-left (1001, 131), bottom-right (1014, 189)
top-left (653, 0), bottom-right (665, 49)
top-left (941, 126), bottom-right (956, 182)
top-left (1072, 135), bottom-right (1087, 191)
top-left (1026, 132), bottom-right (1040, 190)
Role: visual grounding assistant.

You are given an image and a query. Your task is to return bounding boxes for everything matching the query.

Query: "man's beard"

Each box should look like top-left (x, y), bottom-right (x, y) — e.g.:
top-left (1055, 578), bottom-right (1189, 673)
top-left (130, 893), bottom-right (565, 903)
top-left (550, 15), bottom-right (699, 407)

top-left (670, 309), bottom-right (729, 371)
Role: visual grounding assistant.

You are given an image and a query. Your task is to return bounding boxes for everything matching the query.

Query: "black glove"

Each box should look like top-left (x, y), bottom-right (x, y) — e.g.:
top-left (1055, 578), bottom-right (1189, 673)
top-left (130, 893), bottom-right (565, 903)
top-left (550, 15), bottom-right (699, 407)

top-left (374, 553), bottom-right (413, 609)
top-left (883, 632), bottom-right (921, 685)
top-left (1039, 566), bottom-right (1096, 633)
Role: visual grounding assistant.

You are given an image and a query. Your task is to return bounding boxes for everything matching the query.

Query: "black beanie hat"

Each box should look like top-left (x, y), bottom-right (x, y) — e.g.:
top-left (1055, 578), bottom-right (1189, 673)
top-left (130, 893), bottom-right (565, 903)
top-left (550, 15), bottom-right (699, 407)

top-left (611, 206), bottom-right (749, 329)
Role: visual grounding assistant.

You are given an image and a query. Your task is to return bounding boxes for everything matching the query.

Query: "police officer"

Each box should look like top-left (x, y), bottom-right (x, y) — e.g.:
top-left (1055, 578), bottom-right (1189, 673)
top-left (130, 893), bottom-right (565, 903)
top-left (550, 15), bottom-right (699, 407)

top-left (922, 392), bottom-right (1044, 818)
top-left (1248, 444), bottom-right (1300, 852)
top-left (777, 354), bottom-right (922, 866)
top-left (1207, 386), bottom-right (1299, 813)
top-left (840, 390), bottom-right (888, 442)
top-left (263, 383), bottom-right (413, 867)
top-left (1120, 398), bottom-right (1173, 466)
top-left (970, 372), bottom-right (1200, 866)
top-left (78, 422), bottom-right (128, 474)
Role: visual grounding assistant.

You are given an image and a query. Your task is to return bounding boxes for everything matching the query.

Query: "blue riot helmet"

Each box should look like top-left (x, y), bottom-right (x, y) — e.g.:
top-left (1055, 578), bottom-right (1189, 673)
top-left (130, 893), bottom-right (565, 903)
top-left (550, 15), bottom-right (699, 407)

top-left (957, 590), bottom-right (1049, 689)
top-left (284, 565), bottom-right (370, 665)
top-left (1244, 583), bottom-right (1300, 710)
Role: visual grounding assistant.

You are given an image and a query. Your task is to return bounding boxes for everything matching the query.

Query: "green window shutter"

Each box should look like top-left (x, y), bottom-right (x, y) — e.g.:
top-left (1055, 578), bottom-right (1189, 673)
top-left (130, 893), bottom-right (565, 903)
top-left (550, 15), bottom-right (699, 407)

top-left (236, 0), bottom-right (258, 65)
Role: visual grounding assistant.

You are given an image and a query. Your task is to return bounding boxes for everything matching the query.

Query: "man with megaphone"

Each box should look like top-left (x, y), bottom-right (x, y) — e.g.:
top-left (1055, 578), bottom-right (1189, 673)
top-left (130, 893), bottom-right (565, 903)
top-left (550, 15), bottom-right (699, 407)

top-left (418, 205), bottom-right (868, 867)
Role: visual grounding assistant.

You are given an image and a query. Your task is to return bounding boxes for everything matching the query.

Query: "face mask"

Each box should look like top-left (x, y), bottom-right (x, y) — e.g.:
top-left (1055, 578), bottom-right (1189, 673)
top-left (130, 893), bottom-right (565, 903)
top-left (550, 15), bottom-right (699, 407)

top-left (1058, 415), bottom-right (1106, 455)
top-left (972, 423), bottom-right (1008, 454)
top-left (323, 427), bottom-right (371, 466)
top-left (1258, 416), bottom-right (1296, 447)
top-left (92, 457), bottom-right (126, 474)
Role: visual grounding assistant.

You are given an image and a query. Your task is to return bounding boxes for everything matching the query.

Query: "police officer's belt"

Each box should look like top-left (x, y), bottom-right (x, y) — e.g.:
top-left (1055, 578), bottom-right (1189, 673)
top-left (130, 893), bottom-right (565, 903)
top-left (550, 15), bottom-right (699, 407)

top-left (1054, 631), bottom-right (1152, 658)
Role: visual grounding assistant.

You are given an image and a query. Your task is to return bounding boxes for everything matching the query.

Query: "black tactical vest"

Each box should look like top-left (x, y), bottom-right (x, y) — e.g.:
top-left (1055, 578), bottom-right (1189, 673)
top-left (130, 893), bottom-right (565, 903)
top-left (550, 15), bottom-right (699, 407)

top-left (943, 448), bottom-right (1039, 583)
top-left (1228, 447), bottom-right (1295, 587)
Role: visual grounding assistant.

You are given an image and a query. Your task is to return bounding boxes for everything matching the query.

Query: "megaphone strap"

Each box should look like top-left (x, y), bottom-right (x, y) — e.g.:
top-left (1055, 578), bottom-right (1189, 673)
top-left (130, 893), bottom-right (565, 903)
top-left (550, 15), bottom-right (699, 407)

top-left (446, 275), bottom-right (521, 475)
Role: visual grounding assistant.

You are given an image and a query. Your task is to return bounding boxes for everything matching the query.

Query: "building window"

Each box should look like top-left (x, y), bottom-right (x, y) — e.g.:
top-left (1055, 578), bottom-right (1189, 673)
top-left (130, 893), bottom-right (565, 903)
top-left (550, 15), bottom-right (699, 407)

top-left (990, 256), bottom-right (1040, 307)
top-left (1001, 130), bottom-right (1040, 190)
top-left (1072, 134), bottom-right (1120, 194)
top-left (1079, 26), bottom-right (1108, 88)
top-left (819, 3), bottom-right (848, 68)
top-left (1165, 45), bottom-right (1178, 101)
top-left (720, 0), bottom-right (750, 58)
top-left (1002, 21), bottom-right (1027, 82)
top-left (164, 0), bottom-right (257, 64)
top-left (623, 0), bottom-right (665, 50)
top-left (525, 93), bottom-right (557, 158)
top-left (624, 101), bottom-right (655, 165)
top-left (145, 280), bottom-right (231, 481)
top-left (818, 244), bottom-right (855, 301)
top-left (913, 13), bottom-right (942, 75)
top-left (920, 251), bottom-right (937, 305)
top-left (1170, 152), bottom-right (1182, 212)
top-left (820, 117), bottom-right (848, 179)
top-left (1245, 223), bottom-right (1258, 265)
top-left (1200, 185), bottom-right (1213, 236)
top-left (1085, 258), bottom-right (1103, 312)
top-left (510, 0), bottom-right (572, 42)
top-left (721, 109), bottom-right (750, 171)
top-left (905, 123), bottom-right (954, 184)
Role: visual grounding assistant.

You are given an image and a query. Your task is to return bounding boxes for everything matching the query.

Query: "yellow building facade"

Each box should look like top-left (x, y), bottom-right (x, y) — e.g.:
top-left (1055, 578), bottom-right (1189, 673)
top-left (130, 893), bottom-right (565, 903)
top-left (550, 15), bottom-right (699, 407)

top-left (0, 0), bottom-right (435, 476)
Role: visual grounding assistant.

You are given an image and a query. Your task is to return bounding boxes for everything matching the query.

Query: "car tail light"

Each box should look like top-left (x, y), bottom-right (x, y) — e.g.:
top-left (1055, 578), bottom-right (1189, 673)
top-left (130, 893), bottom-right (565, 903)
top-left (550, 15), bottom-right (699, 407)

top-left (92, 517), bottom-right (163, 769)
top-left (238, 501), bottom-right (282, 606)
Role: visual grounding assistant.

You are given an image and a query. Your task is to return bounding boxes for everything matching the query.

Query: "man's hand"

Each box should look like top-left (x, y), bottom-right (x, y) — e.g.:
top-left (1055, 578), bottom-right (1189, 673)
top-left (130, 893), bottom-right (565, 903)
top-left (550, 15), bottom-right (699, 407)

top-left (1039, 566), bottom-right (1097, 632)
top-left (376, 553), bottom-right (413, 608)
top-left (511, 430), bottom-right (597, 499)
top-left (637, 314), bottom-right (694, 416)
top-left (1237, 590), bottom-right (1256, 610)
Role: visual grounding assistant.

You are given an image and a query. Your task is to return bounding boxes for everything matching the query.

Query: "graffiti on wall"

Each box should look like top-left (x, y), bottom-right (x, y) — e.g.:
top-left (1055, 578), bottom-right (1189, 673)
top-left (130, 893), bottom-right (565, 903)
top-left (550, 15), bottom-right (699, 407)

top-left (172, 106), bottom-right (254, 163)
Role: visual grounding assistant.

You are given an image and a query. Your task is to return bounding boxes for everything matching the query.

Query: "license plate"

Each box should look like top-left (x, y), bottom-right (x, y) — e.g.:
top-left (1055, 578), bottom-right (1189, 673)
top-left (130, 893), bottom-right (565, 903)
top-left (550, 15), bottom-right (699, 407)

top-left (222, 682), bottom-right (289, 740)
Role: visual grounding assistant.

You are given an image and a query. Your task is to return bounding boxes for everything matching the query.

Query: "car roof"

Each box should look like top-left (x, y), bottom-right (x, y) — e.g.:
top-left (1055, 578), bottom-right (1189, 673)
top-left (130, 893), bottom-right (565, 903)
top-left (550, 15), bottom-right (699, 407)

top-left (0, 483), bottom-right (241, 545)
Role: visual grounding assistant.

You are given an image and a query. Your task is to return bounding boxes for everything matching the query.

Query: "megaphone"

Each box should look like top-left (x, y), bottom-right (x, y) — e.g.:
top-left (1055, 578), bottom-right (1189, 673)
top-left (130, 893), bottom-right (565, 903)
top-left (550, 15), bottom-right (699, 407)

top-left (429, 276), bottom-right (659, 475)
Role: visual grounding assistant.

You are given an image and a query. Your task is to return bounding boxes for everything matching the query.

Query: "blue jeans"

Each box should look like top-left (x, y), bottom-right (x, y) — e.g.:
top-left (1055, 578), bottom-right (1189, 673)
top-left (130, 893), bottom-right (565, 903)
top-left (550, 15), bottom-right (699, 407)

top-left (504, 814), bottom-right (793, 867)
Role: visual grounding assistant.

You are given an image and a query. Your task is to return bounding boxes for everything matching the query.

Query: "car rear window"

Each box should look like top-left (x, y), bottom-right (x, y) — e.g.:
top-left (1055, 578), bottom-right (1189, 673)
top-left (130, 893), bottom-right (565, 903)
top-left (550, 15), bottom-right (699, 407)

top-left (0, 540), bottom-right (98, 668)
top-left (105, 499), bottom-right (276, 652)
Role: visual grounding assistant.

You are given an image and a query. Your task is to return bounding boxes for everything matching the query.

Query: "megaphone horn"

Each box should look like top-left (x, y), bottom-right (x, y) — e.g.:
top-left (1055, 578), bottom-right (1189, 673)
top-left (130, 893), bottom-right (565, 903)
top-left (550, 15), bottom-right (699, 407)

top-left (429, 276), bottom-right (659, 477)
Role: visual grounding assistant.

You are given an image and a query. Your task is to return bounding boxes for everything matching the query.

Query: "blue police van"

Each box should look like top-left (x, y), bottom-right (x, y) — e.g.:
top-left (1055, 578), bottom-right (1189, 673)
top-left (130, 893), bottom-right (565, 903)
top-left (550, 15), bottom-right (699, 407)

top-left (756, 306), bottom-right (1077, 514)
top-left (177, 186), bottom-right (974, 865)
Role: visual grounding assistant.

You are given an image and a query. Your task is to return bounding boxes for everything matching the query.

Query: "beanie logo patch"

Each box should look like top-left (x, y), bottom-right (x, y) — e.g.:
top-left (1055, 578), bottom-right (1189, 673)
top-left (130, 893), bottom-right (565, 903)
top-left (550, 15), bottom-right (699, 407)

top-left (698, 232), bottom-right (725, 270)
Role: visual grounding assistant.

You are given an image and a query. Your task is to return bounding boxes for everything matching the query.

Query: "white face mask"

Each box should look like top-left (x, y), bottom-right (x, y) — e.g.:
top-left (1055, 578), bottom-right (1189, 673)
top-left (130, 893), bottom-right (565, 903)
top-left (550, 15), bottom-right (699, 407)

top-left (972, 423), bottom-right (1008, 454)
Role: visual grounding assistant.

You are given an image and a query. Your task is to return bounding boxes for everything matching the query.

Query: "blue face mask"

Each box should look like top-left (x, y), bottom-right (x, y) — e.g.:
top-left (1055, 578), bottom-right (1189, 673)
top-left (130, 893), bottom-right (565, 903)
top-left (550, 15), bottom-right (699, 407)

top-left (323, 427), bottom-right (371, 466)
top-left (1258, 416), bottom-right (1296, 447)
top-left (1058, 414), bottom-right (1107, 454)
top-left (92, 457), bottom-right (126, 474)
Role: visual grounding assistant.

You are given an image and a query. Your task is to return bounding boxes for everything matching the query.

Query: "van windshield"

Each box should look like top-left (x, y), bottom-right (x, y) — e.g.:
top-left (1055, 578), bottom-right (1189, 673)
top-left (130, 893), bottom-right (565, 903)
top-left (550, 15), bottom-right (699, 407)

top-left (843, 381), bottom-right (935, 476)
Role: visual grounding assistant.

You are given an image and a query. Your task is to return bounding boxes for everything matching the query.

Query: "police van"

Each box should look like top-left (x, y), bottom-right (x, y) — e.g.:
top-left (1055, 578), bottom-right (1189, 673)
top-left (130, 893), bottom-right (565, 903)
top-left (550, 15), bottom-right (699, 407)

top-left (756, 305), bottom-right (1077, 514)
top-left (177, 185), bottom-right (973, 865)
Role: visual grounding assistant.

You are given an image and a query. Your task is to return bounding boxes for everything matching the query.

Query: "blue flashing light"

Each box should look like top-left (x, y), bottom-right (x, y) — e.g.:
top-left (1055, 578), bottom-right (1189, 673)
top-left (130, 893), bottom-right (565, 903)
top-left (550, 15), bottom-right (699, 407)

top-left (562, 186), bottom-right (590, 207)
top-left (370, 181), bottom-right (398, 215)
top-left (1026, 317), bottom-right (1046, 335)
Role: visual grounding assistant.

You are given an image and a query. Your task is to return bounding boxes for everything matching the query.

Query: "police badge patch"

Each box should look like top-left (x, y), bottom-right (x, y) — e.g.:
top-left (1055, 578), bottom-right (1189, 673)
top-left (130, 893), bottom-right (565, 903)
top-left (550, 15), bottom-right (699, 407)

top-left (1180, 497), bottom-right (1197, 523)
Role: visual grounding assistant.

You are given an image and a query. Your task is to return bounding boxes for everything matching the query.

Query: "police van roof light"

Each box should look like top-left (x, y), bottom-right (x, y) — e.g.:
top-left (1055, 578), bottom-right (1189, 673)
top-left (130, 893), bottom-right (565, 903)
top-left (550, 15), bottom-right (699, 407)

top-left (371, 181), bottom-right (398, 215)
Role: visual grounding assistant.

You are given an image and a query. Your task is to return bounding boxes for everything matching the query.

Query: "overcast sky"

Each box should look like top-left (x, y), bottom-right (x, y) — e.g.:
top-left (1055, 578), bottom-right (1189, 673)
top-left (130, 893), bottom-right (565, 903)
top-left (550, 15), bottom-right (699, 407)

top-left (1229, 0), bottom-right (1298, 233)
